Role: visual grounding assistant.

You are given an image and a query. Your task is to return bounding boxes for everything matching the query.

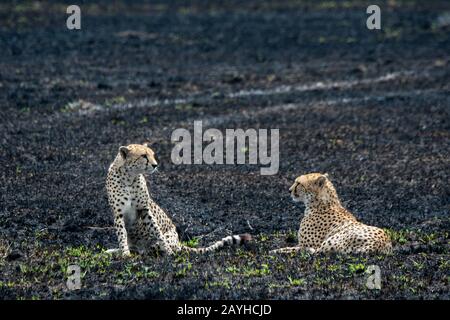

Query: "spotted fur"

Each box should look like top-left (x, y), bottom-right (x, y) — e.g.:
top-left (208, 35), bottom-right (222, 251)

top-left (271, 173), bottom-right (392, 254)
top-left (106, 143), bottom-right (251, 257)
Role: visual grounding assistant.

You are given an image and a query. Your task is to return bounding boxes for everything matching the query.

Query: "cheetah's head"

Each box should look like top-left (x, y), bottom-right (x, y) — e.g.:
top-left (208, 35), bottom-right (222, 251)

top-left (289, 173), bottom-right (337, 204)
top-left (117, 143), bottom-right (158, 175)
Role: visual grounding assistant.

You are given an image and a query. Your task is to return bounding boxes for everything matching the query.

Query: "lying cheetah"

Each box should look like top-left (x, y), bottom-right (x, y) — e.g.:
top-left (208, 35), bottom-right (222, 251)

top-left (271, 173), bottom-right (392, 254)
top-left (106, 143), bottom-right (251, 257)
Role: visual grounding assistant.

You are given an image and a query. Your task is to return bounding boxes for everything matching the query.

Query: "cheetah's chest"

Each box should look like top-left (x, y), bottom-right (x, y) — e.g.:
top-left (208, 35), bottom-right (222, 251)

top-left (121, 189), bottom-right (138, 228)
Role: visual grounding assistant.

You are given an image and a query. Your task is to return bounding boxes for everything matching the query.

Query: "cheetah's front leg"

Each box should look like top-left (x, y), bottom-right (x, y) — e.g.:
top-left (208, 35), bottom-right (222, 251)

top-left (270, 246), bottom-right (316, 254)
top-left (113, 215), bottom-right (131, 257)
top-left (270, 246), bottom-right (301, 254)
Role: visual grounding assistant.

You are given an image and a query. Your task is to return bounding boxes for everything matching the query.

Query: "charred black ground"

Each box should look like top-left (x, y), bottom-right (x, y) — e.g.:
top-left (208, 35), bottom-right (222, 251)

top-left (0, 0), bottom-right (449, 299)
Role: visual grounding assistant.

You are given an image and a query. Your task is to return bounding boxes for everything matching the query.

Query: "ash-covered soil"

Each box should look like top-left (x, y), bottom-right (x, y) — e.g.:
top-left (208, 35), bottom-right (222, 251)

top-left (0, 0), bottom-right (449, 299)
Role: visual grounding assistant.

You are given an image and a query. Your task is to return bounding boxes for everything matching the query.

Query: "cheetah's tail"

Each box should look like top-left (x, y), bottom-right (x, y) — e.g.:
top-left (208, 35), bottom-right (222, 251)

top-left (181, 233), bottom-right (252, 254)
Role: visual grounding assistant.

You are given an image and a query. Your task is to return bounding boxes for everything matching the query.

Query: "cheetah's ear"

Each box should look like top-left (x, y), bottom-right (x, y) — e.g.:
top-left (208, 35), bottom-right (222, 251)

top-left (119, 146), bottom-right (130, 159)
top-left (142, 141), bottom-right (152, 148)
top-left (316, 175), bottom-right (327, 189)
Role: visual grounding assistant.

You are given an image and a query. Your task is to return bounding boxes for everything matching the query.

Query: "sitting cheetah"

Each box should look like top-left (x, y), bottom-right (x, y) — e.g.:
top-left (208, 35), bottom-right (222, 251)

top-left (271, 173), bottom-right (392, 254)
top-left (106, 143), bottom-right (251, 257)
